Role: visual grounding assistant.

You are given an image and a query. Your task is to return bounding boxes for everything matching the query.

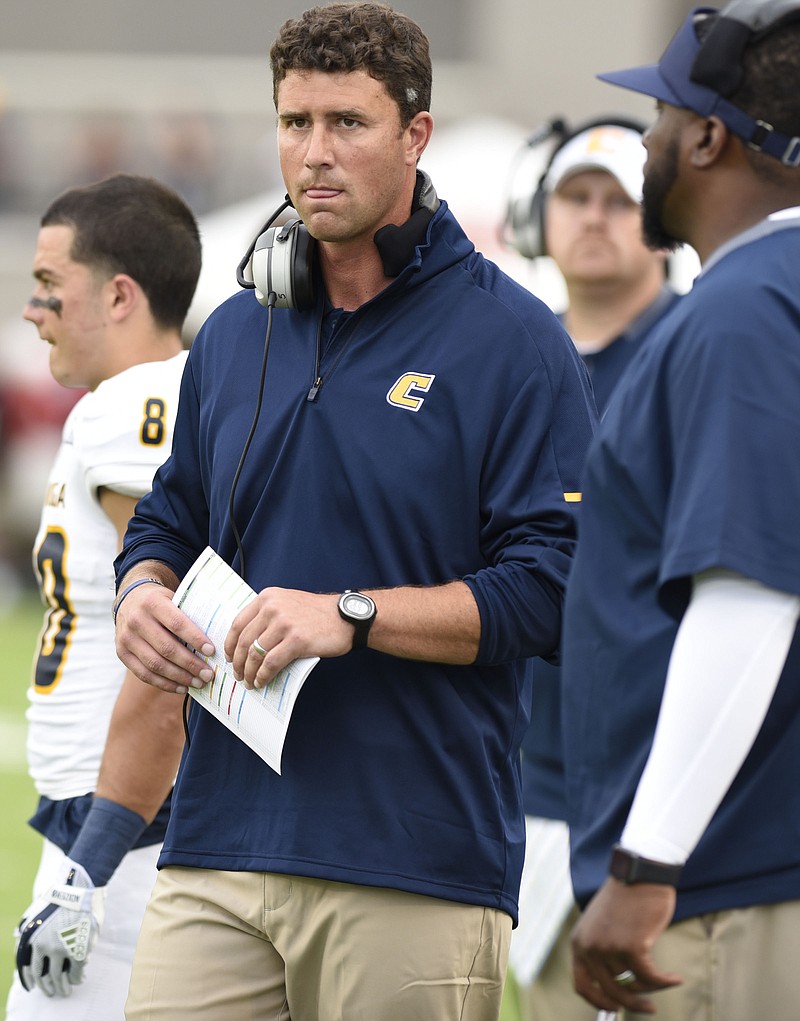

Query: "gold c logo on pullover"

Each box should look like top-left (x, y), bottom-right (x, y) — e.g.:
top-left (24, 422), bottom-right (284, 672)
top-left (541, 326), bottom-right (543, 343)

top-left (386, 372), bottom-right (436, 412)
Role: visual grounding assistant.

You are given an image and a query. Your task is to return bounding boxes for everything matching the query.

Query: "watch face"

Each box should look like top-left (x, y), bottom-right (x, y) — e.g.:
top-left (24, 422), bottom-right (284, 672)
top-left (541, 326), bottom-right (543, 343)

top-left (342, 592), bottom-right (374, 620)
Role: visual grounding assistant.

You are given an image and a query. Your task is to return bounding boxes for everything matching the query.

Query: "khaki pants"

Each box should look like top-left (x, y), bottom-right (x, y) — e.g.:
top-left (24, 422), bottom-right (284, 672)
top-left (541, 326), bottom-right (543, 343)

top-left (620, 900), bottom-right (800, 1021)
top-left (125, 866), bottom-right (511, 1021)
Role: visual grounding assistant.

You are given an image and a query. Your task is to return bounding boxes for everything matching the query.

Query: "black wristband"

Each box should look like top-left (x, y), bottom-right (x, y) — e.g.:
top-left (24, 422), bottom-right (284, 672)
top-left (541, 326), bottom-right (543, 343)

top-left (609, 844), bottom-right (683, 886)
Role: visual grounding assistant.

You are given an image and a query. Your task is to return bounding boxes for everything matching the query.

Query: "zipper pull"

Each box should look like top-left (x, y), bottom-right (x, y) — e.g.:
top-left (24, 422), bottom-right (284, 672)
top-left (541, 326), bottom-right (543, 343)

top-left (306, 376), bottom-right (323, 402)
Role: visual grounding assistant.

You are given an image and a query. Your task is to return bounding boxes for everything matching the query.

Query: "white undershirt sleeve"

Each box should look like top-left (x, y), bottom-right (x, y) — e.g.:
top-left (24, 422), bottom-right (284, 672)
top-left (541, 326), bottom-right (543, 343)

top-left (619, 568), bottom-right (800, 865)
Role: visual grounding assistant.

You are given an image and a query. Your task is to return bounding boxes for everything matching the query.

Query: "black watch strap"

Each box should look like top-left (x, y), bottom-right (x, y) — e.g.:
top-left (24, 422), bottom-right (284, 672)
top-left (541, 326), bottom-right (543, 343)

top-left (349, 616), bottom-right (373, 650)
top-left (609, 844), bottom-right (683, 886)
top-left (337, 590), bottom-right (377, 650)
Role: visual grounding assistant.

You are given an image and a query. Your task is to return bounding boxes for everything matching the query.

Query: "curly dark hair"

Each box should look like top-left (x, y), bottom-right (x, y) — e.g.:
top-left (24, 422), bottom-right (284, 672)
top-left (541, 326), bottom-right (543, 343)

top-left (270, 2), bottom-right (432, 127)
top-left (41, 173), bottom-right (201, 331)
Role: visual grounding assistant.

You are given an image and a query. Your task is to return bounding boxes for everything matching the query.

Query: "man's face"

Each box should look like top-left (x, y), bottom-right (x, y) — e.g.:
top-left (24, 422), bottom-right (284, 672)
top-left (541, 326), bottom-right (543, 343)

top-left (545, 170), bottom-right (663, 287)
top-left (641, 104), bottom-right (686, 253)
top-left (276, 68), bottom-right (426, 246)
top-left (23, 225), bottom-right (109, 390)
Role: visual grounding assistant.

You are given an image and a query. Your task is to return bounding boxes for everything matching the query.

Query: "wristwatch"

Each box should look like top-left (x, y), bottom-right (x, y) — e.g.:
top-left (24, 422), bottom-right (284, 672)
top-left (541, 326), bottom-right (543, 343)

top-left (337, 590), bottom-right (377, 650)
top-left (609, 844), bottom-right (683, 886)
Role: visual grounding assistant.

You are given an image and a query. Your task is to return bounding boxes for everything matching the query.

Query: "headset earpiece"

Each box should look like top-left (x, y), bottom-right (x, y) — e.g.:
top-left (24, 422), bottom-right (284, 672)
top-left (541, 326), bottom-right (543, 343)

top-left (500, 118), bottom-right (568, 260)
top-left (250, 220), bottom-right (316, 311)
top-left (237, 198), bottom-right (317, 311)
top-left (691, 0), bottom-right (800, 95)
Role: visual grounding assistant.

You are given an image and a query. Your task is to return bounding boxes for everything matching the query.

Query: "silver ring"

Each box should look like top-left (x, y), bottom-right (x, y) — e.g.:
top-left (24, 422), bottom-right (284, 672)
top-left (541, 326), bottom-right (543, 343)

top-left (252, 638), bottom-right (267, 657)
top-left (613, 969), bottom-right (636, 987)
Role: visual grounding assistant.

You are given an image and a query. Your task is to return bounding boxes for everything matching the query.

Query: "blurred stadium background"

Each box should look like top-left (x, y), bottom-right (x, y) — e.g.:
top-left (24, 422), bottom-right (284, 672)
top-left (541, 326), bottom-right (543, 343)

top-left (0, 0), bottom-right (698, 1011)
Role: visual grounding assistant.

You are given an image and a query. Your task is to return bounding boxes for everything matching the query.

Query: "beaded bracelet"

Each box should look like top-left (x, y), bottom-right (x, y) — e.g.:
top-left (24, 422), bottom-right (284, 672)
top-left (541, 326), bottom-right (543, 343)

top-left (112, 577), bottom-right (165, 624)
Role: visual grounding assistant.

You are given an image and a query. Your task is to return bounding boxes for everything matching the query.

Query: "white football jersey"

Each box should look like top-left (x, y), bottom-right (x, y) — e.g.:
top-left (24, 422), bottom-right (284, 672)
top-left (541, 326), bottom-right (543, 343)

top-left (26, 352), bottom-right (188, 799)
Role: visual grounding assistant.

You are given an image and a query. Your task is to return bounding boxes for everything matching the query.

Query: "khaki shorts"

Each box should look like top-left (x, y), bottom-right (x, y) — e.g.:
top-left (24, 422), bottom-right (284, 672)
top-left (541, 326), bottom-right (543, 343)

top-left (125, 866), bottom-right (512, 1021)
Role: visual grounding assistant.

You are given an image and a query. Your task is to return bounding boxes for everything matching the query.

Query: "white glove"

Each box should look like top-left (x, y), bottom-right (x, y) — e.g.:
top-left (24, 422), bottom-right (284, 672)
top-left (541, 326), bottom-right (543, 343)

top-left (15, 858), bottom-right (106, 997)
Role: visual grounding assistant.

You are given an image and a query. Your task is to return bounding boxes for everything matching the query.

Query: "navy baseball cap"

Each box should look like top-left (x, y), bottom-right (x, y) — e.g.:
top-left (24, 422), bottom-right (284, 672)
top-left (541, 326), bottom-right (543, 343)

top-left (597, 5), bottom-right (800, 166)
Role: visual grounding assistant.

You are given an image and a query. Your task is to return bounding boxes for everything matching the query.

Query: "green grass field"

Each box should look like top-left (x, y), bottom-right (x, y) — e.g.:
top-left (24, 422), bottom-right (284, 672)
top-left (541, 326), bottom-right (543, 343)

top-left (0, 591), bottom-right (524, 1019)
top-left (0, 591), bottom-right (44, 1012)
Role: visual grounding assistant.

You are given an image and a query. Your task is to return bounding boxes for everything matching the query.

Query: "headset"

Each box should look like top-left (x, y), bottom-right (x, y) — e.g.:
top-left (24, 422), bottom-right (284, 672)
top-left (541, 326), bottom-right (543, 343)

top-left (692, 0), bottom-right (800, 96)
top-left (500, 115), bottom-right (648, 261)
top-left (686, 0), bottom-right (800, 164)
top-left (236, 196), bottom-right (317, 311)
top-left (499, 117), bottom-right (565, 260)
top-left (236, 171), bottom-right (440, 311)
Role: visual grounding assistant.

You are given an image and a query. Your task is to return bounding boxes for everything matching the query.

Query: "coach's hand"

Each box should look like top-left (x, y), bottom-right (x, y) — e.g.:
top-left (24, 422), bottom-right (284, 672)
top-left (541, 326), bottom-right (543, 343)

top-left (571, 878), bottom-right (681, 1014)
top-left (114, 571), bottom-right (216, 695)
top-left (15, 859), bottom-right (106, 997)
